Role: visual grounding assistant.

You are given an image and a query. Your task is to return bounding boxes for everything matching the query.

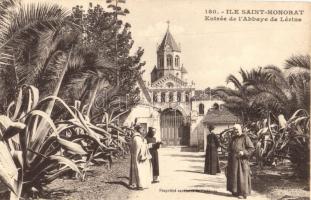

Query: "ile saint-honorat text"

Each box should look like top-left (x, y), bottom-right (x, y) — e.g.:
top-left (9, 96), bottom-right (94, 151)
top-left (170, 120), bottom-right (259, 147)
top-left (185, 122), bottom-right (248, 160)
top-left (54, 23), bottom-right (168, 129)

top-left (205, 9), bottom-right (304, 15)
top-left (204, 8), bottom-right (305, 23)
top-left (224, 9), bottom-right (304, 15)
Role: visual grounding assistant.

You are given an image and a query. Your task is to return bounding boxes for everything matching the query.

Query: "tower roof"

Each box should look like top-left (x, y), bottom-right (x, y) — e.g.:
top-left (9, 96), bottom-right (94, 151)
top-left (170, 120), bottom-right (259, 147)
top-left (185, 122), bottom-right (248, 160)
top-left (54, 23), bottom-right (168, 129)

top-left (158, 28), bottom-right (181, 52)
top-left (181, 66), bottom-right (187, 73)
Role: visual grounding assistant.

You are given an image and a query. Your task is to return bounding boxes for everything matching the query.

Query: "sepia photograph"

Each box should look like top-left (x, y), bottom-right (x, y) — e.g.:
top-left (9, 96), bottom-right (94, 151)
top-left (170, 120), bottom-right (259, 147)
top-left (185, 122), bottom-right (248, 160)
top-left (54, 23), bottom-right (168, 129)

top-left (0, 0), bottom-right (310, 199)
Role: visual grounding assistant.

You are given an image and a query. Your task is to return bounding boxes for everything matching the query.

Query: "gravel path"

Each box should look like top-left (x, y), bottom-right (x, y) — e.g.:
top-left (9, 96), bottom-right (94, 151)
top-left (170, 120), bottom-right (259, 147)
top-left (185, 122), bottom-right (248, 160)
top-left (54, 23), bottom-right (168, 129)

top-left (42, 157), bottom-right (131, 200)
top-left (129, 147), bottom-right (269, 200)
top-left (26, 147), bottom-right (307, 200)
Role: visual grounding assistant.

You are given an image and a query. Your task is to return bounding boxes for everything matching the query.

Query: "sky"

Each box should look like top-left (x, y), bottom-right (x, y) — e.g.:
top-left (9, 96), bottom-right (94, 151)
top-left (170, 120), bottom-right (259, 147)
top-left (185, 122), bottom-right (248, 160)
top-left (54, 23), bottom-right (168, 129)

top-left (25, 0), bottom-right (311, 89)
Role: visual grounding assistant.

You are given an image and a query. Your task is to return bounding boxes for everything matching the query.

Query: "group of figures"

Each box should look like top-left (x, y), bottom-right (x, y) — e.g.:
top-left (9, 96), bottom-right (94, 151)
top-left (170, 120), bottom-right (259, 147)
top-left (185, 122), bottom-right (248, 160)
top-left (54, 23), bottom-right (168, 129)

top-left (128, 123), bottom-right (254, 199)
top-left (204, 124), bottom-right (255, 199)
top-left (129, 125), bottom-right (161, 190)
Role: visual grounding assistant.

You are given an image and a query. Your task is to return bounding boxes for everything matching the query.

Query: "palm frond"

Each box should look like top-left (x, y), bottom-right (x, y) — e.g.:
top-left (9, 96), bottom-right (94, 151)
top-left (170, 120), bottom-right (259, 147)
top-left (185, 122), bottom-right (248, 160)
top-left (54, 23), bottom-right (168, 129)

top-left (285, 54), bottom-right (310, 70)
top-left (214, 86), bottom-right (242, 98)
top-left (255, 82), bottom-right (291, 104)
top-left (248, 92), bottom-right (284, 113)
top-left (263, 65), bottom-right (288, 87)
top-left (226, 74), bottom-right (242, 89)
top-left (0, 3), bottom-right (73, 49)
top-left (239, 68), bottom-right (249, 82)
top-left (37, 52), bottom-right (67, 97)
top-left (290, 76), bottom-right (310, 110)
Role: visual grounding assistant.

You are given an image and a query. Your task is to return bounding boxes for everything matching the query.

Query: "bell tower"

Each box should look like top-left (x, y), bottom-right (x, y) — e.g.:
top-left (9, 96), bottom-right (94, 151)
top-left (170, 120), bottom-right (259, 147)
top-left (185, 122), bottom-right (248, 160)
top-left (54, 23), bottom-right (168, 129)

top-left (156, 21), bottom-right (182, 79)
top-left (150, 21), bottom-right (189, 84)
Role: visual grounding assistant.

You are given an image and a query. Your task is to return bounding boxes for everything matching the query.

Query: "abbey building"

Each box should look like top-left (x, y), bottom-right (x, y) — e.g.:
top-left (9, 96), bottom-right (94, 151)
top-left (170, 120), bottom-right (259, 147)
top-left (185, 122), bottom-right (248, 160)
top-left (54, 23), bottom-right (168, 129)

top-left (122, 25), bottom-right (239, 151)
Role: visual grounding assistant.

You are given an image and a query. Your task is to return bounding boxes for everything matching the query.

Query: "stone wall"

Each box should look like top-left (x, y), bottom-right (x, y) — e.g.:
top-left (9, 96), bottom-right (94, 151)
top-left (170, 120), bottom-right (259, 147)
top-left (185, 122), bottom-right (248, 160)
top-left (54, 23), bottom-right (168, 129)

top-left (122, 104), bottom-right (161, 140)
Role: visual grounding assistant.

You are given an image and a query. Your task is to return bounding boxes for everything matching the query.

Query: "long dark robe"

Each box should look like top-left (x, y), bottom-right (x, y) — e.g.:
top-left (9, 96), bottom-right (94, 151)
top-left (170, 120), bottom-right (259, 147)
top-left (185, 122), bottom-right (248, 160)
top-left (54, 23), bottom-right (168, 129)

top-left (226, 133), bottom-right (255, 196)
top-left (145, 137), bottom-right (159, 176)
top-left (204, 132), bottom-right (221, 175)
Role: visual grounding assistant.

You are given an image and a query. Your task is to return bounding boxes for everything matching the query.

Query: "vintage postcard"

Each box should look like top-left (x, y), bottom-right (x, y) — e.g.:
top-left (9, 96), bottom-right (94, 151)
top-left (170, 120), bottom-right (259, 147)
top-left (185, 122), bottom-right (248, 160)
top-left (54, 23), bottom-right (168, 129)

top-left (0, 0), bottom-right (310, 200)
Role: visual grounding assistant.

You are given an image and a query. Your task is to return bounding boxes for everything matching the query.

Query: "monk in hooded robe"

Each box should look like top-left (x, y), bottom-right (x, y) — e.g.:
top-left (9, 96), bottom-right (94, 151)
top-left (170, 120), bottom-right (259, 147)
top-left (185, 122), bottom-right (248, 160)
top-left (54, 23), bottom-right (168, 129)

top-left (204, 124), bottom-right (221, 175)
top-left (227, 124), bottom-right (255, 199)
top-left (129, 125), bottom-right (152, 190)
top-left (145, 127), bottom-right (161, 182)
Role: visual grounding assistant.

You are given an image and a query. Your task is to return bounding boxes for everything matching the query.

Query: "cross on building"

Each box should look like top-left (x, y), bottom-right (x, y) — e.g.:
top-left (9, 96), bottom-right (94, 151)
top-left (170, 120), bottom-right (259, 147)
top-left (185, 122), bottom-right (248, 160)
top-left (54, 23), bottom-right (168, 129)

top-left (166, 20), bottom-right (170, 30)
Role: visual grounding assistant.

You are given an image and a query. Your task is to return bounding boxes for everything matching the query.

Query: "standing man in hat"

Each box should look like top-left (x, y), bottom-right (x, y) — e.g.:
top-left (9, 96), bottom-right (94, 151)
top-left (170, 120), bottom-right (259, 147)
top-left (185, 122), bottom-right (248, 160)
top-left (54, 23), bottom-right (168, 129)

top-left (204, 124), bottom-right (221, 175)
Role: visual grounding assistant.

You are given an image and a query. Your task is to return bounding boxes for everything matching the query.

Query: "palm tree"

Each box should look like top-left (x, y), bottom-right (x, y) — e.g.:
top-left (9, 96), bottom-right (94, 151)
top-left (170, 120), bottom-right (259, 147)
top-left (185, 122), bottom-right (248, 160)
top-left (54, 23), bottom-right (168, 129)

top-left (285, 54), bottom-right (310, 78)
top-left (284, 55), bottom-right (310, 111)
top-left (0, 1), bottom-right (73, 54)
top-left (216, 55), bottom-right (310, 122)
top-left (215, 69), bottom-right (261, 122)
top-left (245, 66), bottom-right (295, 116)
top-left (58, 47), bottom-right (114, 118)
top-left (0, 1), bottom-right (76, 112)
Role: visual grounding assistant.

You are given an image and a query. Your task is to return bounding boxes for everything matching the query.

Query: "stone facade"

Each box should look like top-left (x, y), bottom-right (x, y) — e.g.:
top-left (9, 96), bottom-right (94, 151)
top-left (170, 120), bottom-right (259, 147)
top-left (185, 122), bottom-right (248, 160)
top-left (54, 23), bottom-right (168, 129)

top-left (123, 25), bottom-right (239, 151)
top-left (149, 26), bottom-right (194, 119)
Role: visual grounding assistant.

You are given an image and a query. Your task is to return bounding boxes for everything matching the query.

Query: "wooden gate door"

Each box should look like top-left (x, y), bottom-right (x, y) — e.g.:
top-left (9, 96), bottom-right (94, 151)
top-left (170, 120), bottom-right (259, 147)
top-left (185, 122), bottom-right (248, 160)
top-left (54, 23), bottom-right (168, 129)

top-left (160, 110), bottom-right (185, 146)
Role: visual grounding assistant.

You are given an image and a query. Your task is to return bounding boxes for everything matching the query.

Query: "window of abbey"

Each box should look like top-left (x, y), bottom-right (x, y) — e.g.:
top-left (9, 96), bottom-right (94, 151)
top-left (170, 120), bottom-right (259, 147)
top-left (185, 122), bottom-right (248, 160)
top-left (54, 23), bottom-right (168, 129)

top-left (175, 55), bottom-right (180, 67)
top-left (167, 54), bottom-right (173, 68)
top-left (199, 103), bottom-right (205, 115)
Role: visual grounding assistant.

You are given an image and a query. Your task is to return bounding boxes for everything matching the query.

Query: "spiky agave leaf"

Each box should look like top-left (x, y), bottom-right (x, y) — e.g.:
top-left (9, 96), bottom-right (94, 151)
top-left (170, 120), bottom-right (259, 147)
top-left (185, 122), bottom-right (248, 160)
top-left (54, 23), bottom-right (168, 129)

top-left (56, 136), bottom-right (87, 155)
top-left (0, 142), bottom-right (18, 195)
top-left (0, 115), bottom-right (20, 195)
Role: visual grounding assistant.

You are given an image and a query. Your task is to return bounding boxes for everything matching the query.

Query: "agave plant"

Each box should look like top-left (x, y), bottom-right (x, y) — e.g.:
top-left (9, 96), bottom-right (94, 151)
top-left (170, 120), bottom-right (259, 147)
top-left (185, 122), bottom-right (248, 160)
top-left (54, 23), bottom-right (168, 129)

top-left (274, 109), bottom-right (310, 176)
top-left (250, 110), bottom-right (310, 174)
top-left (218, 109), bottom-right (310, 177)
top-left (50, 98), bottom-right (131, 178)
top-left (0, 85), bottom-right (120, 199)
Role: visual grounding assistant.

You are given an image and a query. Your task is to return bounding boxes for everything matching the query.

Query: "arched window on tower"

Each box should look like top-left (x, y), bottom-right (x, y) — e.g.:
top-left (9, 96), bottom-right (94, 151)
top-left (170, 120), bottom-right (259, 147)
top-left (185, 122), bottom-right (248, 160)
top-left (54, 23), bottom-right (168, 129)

top-left (161, 92), bottom-right (166, 103)
top-left (175, 55), bottom-right (180, 67)
top-left (167, 55), bottom-right (173, 68)
top-left (199, 103), bottom-right (205, 115)
top-left (160, 58), bottom-right (164, 68)
top-left (185, 92), bottom-right (190, 102)
top-left (169, 92), bottom-right (174, 102)
top-left (177, 92), bottom-right (181, 102)
top-left (153, 92), bottom-right (157, 103)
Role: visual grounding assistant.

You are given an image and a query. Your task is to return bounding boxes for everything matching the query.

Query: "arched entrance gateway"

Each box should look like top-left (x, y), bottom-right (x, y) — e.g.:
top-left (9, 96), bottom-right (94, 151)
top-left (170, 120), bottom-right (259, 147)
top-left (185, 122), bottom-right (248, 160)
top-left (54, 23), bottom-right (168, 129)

top-left (160, 108), bottom-right (190, 146)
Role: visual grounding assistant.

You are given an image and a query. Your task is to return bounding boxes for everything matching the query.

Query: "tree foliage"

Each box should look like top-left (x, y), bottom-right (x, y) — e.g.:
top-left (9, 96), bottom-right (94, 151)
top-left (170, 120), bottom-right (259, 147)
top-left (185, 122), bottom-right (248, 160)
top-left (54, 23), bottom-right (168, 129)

top-left (215, 55), bottom-right (310, 122)
top-left (215, 55), bottom-right (310, 177)
top-left (68, 3), bottom-right (145, 122)
top-left (0, 1), bottom-right (142, 198)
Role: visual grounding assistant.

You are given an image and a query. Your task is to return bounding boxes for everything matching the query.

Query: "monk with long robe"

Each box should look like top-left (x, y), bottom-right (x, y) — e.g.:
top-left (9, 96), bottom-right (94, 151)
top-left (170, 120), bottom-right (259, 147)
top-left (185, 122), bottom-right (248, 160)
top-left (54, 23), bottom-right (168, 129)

top-left (204, 124), bottom-right (220, 175)
top-left (146, 127), bottom-right (161, 183)
top-left (227, 124), bottom-right (255, 199)
top-left (129, 124), bottom-right (153, 190)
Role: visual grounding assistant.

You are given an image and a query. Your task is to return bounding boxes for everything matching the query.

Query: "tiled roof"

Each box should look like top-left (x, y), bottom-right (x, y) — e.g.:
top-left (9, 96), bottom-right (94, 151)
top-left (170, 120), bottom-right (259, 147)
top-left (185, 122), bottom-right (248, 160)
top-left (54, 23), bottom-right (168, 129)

top-left (158, 29), bottom-right (181, 52)
top-left (203, 109), bottom-right (240, 124)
